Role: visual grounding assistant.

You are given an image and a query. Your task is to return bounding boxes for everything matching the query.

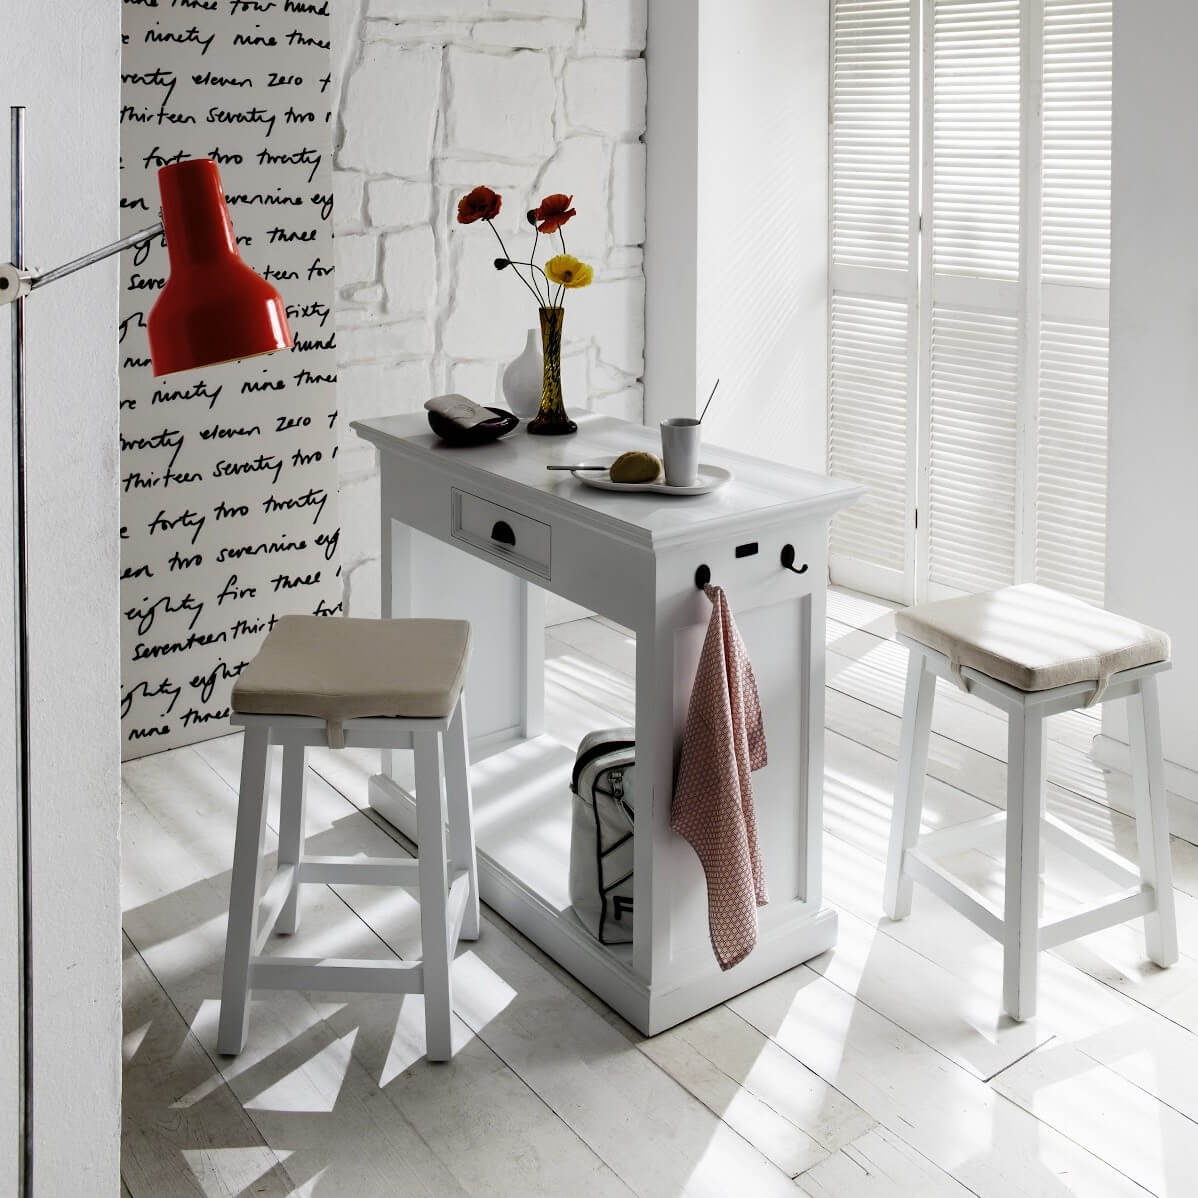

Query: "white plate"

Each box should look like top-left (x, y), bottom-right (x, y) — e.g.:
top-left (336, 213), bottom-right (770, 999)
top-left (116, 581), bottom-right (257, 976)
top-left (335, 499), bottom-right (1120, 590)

top-left (570, 461), bottom-right (732, 496)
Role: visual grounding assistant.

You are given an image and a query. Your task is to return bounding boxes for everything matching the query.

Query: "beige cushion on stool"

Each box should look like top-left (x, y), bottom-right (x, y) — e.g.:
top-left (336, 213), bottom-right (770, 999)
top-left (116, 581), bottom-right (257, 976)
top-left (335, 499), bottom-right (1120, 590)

top-left (894, 583), bottom-right (1169, 705)
top-left (232, 615), bottom-right (472, 746)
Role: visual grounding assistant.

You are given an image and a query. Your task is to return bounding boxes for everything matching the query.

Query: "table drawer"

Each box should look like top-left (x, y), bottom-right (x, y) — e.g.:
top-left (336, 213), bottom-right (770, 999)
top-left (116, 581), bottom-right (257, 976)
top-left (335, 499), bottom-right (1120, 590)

top-left (451, 488), bottom-right (552, 579)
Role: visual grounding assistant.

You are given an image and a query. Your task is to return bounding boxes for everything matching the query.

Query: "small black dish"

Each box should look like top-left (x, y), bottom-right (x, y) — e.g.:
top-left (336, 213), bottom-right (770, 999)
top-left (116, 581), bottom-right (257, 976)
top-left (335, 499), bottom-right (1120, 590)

top-left (427, 405), bottom-right (519, 446)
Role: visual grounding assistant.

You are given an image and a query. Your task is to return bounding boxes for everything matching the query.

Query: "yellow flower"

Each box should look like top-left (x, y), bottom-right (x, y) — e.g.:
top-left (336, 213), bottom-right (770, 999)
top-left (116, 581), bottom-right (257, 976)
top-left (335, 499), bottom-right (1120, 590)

top-left (545, 254), bottom-right (594, 289)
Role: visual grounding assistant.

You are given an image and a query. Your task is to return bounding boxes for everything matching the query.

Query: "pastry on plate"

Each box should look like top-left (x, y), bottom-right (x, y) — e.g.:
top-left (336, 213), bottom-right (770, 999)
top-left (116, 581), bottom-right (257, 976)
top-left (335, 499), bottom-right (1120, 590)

top-left (609, 450), bottom-right (663, 484)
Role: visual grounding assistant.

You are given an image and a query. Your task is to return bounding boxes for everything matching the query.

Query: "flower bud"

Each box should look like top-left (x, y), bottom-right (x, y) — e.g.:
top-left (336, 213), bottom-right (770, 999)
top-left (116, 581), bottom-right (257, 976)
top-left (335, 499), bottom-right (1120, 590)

top-left (493, 257), bottom-right (511, 270)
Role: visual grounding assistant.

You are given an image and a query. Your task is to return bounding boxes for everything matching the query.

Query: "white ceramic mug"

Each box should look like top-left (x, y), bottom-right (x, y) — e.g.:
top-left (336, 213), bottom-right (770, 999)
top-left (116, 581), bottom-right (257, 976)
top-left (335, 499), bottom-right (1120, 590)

top-left (660, 418), bottom-right (701, 487)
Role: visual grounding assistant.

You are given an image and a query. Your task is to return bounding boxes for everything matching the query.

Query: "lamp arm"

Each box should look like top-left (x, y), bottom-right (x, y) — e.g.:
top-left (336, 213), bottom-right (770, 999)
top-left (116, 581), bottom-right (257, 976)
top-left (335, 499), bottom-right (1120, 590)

top-left (0, 219), bottom-right (163, 304)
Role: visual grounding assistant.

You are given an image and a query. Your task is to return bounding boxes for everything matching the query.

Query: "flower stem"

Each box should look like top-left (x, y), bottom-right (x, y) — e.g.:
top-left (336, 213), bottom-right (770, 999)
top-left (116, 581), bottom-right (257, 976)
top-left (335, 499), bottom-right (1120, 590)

top-left (530, 228), bottom-right (546, 305)
top-left (486, 220), bottom-right (543, 307)
top-left (505, 258), bottom-right (554, 295)
top-left (555, 230), bottom-right (568, 307)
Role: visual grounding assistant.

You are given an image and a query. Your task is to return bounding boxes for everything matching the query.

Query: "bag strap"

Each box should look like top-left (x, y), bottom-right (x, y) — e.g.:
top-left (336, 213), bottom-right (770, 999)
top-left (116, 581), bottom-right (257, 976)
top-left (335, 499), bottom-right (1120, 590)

top-left (570, 738), bottom-right (634, 794)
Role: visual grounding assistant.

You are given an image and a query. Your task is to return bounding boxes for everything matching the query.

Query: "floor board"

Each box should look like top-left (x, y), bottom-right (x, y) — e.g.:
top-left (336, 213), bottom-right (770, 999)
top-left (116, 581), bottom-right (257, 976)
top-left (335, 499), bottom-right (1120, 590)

top-left (285, 757), bottom-right (808, 1197)
top-left (799, 1124), bottom-right (977, 1198)
top-left (122, 935), bottom-right (293, 1196)
top-left (990, 1039), bottom-right (1198, 1197)
top-left (137, 738), bottom-right (804, 1196)
top-left (639, 1003), bottom-right (877, 1178)
top-left (122, 593), bottom-right (1197, 1196)
top-left (122, 750), bottom-right (633, 1198)
top-left (730, 971), bottom-right (1150, 1197)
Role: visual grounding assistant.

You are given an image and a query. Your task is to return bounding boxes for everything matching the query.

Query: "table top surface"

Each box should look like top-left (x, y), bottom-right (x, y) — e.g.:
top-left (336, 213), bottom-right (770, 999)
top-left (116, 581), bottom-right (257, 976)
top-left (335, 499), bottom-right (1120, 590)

top-left (352, 411), bottom-right (863, 549)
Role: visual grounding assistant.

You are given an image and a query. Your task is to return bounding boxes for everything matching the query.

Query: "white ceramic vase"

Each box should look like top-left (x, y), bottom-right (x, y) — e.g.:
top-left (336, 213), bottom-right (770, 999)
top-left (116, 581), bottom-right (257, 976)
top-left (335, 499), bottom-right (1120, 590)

top-left (502, 328), bottom-right (543, 421)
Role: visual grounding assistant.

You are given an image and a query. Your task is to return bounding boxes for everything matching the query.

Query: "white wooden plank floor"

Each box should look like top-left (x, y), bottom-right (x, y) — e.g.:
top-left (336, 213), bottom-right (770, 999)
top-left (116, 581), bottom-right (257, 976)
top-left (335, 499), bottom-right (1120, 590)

top-left (121, 588), bottom-right (1198, 1197)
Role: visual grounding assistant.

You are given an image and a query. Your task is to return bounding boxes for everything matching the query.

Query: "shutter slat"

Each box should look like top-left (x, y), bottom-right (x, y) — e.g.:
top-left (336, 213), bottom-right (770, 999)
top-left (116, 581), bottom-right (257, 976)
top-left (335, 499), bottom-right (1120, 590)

top-left (830, 0), bottom-right (915, 599)
top-left (931, 0), bottom-right (1022, 281)
top-left (1042, 0), bottom-right (1112, 287)
top-left (832, 0), bottom-right (913, 269)
top-left (1033, 0), bottom-right (1111, 605)
top-left (924, 0), bottom-right (1021, 593)
top-left (928, 305), bottom-right (1019, 591)
top-left (830, 293), bottom-right (912, 575)
top-left (1035, 317), bottom-right (1109, 604)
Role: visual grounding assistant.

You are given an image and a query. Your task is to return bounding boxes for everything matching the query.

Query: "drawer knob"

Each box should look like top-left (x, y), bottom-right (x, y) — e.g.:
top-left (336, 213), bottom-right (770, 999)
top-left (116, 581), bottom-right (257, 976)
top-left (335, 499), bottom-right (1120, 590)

top-left (781, 544), bottom-right (808, 575)
top-left (491, 519), bottom-right (516, 546)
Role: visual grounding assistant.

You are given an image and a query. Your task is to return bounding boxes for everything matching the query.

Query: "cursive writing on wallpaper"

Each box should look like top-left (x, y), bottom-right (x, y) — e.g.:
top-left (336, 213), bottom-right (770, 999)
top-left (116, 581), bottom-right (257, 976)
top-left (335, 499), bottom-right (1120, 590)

top-left (119, 0), bottom-right (340, 758)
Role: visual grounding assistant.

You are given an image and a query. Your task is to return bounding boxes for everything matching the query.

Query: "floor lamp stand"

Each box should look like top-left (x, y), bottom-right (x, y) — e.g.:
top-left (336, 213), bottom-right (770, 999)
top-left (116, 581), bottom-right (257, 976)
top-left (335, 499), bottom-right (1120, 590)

top-left (2, 106), bottom-right (288, 1195)
top-left (9, 103), bottom-right (33, 1198)
top-left (5, 105), bottom-right (163, 1196)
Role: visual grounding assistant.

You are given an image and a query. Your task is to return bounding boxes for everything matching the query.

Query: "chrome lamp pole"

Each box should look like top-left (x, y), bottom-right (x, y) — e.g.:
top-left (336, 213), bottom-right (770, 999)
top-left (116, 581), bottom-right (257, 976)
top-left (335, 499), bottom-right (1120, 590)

top-left (4, 106), bottom-right (165, 1196)
top-left (2, 106), bottom-right (293, 1194)
top-left (8, 101), bottom-right (31, 1198)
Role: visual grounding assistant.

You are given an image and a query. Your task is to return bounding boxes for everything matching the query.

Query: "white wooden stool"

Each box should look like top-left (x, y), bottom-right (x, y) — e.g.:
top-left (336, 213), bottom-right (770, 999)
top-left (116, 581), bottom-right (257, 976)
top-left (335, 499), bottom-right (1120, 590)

top-left (218, 615), bottom-right (479, 1061)
top-left (883, 584), bottom-right (1177, 1021)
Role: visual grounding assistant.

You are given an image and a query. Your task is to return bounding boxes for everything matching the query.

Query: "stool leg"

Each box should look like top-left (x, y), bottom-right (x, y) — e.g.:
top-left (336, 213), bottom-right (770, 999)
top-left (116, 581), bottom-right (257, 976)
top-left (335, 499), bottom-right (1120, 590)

top-left (276, 740), bottom-right (307, 935)
top-left (415, 728), bottom-right (454, 1061)
top-left (444, 697), bottom-right (480, 941)
top-left (1128, 676), bottom-right (1179, 967)
top-left (884, 651), bottom-right (936, 920)
top-left (1003, 710), bottom-right (1044, 1021)
top-left (219, 728), bottom-right (271, 1055)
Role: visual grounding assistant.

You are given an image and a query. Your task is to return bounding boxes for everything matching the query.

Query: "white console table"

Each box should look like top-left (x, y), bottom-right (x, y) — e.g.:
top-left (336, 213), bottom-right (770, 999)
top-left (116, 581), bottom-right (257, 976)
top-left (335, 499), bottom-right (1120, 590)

top-left (352, 411), bottom-right (861, 1035)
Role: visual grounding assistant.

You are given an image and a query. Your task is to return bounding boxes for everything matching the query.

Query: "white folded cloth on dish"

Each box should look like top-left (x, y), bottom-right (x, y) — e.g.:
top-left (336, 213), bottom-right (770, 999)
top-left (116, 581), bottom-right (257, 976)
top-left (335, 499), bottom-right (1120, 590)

top-left (424, 393), bottom-right (495, 429)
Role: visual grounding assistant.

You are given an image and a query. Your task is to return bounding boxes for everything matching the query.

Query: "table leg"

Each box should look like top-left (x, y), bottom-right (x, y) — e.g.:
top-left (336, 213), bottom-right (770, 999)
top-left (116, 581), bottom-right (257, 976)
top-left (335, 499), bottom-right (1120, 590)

top-left (379, 502), bottom-right (543, 755)
top-left (521, 580), bottom-right (545, 739)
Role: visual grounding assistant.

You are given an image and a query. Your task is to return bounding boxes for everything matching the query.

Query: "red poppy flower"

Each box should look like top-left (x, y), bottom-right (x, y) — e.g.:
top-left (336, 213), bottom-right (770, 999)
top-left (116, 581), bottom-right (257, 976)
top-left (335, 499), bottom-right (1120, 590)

top-left (533, 193), bottom-right (576, 234)
top-left (457, 185), bottom-right (502, 224)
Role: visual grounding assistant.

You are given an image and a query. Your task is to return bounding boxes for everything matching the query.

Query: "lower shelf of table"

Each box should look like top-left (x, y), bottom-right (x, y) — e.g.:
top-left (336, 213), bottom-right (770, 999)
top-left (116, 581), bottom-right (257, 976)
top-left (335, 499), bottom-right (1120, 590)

top-left (367, 734), bottom-right (838, 1035)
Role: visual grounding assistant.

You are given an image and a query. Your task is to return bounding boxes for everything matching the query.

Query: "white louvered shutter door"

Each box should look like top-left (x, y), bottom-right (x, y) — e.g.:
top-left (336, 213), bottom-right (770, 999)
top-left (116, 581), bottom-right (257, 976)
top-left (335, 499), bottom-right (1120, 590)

top-left (828, 0), bottom-right (1110, 607)
top-left (1034, 0), bottom-right (1111, 604)
top-left (919, 0), bottom-right (1025, 598)
top-left (828, 0), bottom-right (918, 603)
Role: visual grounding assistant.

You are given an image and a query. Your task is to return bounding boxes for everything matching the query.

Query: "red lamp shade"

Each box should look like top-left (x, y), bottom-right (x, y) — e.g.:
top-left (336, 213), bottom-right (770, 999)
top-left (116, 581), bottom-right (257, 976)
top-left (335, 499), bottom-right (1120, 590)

top-left (147, 159), bottom-right (292, 376)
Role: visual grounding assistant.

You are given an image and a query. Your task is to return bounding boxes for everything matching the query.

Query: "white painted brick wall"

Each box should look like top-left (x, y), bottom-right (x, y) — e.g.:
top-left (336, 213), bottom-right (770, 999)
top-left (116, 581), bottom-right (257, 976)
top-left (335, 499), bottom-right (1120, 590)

top-left (333, 1), bottom-right (647, 615)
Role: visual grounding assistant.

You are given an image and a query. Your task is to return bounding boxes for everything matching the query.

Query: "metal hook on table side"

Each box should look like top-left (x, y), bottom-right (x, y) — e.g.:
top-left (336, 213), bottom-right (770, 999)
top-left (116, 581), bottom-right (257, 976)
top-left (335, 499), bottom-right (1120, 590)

top-left (693, 544), bottom-right (809, 590)
top-left (780, 544), bottom-right (809, 575)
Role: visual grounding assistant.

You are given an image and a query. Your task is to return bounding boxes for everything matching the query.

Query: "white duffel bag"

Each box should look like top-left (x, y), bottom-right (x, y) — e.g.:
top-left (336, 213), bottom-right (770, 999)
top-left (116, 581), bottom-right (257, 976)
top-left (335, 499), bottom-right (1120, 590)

top-left (569, 728), bottom-right (636, 945)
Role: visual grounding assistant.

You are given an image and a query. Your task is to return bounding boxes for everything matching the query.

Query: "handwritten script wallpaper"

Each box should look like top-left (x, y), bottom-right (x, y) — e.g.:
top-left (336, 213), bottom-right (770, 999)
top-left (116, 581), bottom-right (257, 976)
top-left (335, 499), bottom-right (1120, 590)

top-left (120, 1), bottom-right (340, 758)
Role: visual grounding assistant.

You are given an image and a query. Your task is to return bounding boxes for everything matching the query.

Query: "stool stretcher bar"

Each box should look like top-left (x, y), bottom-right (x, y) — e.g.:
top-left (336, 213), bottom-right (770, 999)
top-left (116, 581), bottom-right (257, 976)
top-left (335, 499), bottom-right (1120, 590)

top-left (221, 702), bottom-right (478, 1060)
top-left (886, 638), bottom-right (1177, 1021)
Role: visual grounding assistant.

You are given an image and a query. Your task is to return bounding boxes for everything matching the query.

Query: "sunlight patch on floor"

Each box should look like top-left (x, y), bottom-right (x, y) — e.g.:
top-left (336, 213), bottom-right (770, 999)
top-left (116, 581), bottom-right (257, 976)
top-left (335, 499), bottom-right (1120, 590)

top-left (122, 1019), bottom-right (152, 1064)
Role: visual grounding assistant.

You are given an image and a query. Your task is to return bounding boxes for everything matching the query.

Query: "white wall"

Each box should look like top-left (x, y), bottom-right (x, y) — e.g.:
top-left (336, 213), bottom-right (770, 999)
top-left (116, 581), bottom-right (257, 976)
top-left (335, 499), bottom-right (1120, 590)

top-left (696, 0), bottom-right (829, 474)
top-left (643, 0), bottom-right (700, 428)
top-left (645, 0), bottom-right (829, 476)
top-left (332, 0), bottom-right (648, 616)
top-left (1104, 0), bottom-right (1198, 779)
top-left (0, 1), bottom-right (122, 1191)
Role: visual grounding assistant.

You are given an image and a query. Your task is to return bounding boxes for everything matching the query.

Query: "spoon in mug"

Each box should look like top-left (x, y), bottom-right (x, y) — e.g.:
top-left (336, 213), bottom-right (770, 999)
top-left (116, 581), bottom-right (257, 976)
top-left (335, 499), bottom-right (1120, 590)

top-left (548, 379), bottom-right (721, 473)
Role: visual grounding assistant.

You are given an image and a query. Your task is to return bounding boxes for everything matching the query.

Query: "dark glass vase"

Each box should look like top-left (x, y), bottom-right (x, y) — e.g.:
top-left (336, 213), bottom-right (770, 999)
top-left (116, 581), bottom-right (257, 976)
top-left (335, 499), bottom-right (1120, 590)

top-left (527, 306), bottom-right (577, 436)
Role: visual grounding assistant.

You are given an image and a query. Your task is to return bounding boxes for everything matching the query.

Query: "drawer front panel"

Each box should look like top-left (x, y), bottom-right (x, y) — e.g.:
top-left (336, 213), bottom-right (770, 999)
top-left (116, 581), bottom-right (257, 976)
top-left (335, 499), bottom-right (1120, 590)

top-left (451, 488), bottom-right (552, 579)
